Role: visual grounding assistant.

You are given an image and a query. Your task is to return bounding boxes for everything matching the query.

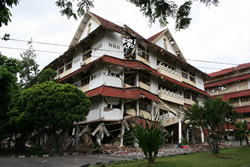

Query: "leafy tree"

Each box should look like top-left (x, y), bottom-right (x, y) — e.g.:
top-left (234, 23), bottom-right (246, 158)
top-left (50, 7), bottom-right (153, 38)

top-left (0, 0), bottom-right (19, 27)
top-left (37, 68), bottom-right (57, 84)
top-left (1, 0), bottom-right (219, 31)
top-left (19, 41), bottom-right (39, 89)
top-left (11, 81), bottom-right (91, 151)
top-left (0, 54), bottom-right (20, 145)
top-left (130, 117), bottom-right (169, 165)
top-left (55, 0), bottom-right (219, 30)
top-left (184, 97), bottom-right (242, 154)
top-left (235, 120), bottom-right (249, 146)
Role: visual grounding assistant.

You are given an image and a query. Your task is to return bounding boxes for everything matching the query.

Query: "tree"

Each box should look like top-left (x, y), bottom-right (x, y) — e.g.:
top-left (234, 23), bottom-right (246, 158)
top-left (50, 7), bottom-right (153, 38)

top-left (0, 0), bottom-right (19, 27)
top-left (235, 120), bottom-right (249, 146)
top-left (37, 68), bottom-right (57, 84)
top-left (130, 118), bottom-right (168, 165)
top-left (55, 0), bottom-right (219, 31)
top-left (19, 41), bottom-right (39, 89)
top-left (184, 97), bottom-right (242, 154)
top-left (0, 54), bottom-right (20, 145)
top-left (1, 0), bottom-right (219, 31)
top-left (11, 81), bottom-right (91, 151)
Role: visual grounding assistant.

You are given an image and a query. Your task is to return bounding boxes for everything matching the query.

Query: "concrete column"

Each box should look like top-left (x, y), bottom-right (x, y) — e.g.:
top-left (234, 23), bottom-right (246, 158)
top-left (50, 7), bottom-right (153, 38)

top-left (120, 121), bottom-right (125, 147)
top-left (136, 99), bottom-right (140, 116)
top-left (96, 133), bottom-right (101, 145)
top-left (201, 128), bottom-right (204, 143)
top-left (178, 113), bottom-right (182, 147)
top-left (186, 129), bottom-right (189, 143)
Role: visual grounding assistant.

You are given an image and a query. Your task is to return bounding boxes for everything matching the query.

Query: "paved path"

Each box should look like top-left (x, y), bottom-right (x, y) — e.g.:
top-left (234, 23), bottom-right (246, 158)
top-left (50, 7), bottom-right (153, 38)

top-left (0, 155), bottom-right (133, 167)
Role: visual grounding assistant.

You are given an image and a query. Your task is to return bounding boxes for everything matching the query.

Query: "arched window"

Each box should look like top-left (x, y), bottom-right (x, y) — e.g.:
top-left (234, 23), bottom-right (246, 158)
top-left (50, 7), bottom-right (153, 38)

top-left (87, 23), bottom-right (92, 35)
top-left (163, 38), bottom-right (167, 50)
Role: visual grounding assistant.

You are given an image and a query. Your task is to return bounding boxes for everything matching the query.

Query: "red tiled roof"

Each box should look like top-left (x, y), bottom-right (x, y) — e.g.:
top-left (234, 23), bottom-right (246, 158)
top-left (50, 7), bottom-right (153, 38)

top-left (85, 85), bottom-right (159, 102)
top-left (90, 12), bottom-right (145, 40)
top-left (147, 29), bottom-right (167, 43)
top-left (235, 105), bottom-right (250, 114)
top-left (213, 89), bottom-right (250, 101)
top-left (209, 63), bottom-right (250, 78)
top-left (205, 73), bottom-right (250, 88)
top-left (60, 55), bottom-right (211, 98)
top-left (90, 12), bottom-right (125, 35)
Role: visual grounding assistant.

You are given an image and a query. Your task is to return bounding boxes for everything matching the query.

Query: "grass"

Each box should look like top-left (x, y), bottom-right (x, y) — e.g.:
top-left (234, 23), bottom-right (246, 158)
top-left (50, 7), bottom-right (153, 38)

top-left (90, 146), bottom-right (250, 167)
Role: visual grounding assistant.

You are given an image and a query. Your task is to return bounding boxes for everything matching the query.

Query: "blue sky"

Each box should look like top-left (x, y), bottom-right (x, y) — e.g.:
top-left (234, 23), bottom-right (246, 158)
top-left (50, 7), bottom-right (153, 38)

top-left (1, 0), bottom-right (250, 74)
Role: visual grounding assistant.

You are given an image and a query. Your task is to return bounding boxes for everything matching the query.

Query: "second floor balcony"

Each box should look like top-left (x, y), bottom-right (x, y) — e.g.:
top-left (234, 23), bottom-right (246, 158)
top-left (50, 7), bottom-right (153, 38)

top-left (158, 87), bottom-right (184, 105)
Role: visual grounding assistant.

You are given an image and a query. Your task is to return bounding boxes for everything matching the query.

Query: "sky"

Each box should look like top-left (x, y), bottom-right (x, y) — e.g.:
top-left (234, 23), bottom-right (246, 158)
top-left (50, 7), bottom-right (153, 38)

top-left (0, 0), bottom-right (250, 74)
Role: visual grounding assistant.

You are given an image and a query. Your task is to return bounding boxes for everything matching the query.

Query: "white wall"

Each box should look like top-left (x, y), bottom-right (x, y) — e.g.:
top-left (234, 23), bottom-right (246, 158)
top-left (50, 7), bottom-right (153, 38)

top-left (149, 50), bottom-right (158, 69)
top-left (195, 73), bottom-right (205, 90)
top-left (72, 48), bottom-right (83, 72)
top-left (79, 18), bottom-right (100, 41)
top-left (87, 96), bottom-right (102, 121)
top-left (155, 35), bottom-right (177, 56)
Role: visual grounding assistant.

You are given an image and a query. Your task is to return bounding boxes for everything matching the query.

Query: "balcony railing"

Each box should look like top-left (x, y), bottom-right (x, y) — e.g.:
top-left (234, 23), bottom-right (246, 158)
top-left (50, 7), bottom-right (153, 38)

top-left (158, 63), bottom-right (181, 82)
top-left (158, 87), bottom-right (184, 105)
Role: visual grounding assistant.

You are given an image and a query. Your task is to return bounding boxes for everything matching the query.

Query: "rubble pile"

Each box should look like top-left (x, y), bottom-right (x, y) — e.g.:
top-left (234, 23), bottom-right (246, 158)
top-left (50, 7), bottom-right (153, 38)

top-left (97, 142), bottom-right (246, 159)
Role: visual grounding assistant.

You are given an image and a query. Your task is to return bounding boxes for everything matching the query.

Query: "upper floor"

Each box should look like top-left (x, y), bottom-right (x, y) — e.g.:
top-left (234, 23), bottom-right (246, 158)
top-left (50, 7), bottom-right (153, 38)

top-left (44, 12), bottom-right (209, 93)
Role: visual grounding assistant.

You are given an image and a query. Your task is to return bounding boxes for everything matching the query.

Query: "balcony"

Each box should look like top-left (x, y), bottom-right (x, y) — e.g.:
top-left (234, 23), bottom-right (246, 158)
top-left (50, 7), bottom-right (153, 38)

top-left (139, 82), bottom-right (150, 91)
top-left (80, 84), bottom-right (89, 92)
top-left (158, 64), bottom-right (182, 82)
top-left (158, 88), bottom-right (184, 105)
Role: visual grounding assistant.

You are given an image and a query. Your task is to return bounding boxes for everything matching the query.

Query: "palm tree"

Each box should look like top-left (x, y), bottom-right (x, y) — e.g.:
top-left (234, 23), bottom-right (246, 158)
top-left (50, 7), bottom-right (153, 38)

top-left (184, 97), bottom-right (242, 154)
top-left (131, 117), bottom-right (168, 165)
top-left (235, 120), bottom-right (249, 146)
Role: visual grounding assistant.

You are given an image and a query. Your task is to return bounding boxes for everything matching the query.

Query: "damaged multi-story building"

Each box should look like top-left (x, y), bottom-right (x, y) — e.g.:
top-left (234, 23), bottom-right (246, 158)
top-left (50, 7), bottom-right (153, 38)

top-left (204, 63), bottom-right (250, 140)
top-left (43, 12), bottom-right (211, 147)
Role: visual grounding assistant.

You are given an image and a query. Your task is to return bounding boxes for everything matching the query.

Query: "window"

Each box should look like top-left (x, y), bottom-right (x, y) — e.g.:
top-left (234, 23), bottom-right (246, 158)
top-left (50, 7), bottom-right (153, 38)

top-left (163, 38), bottom-right (167, 50)
top-left (139, 99), bottom-right (152, 112)
top-left (83, 46), bottom-right (92, 61)
top-left (184, 91), bottom-right (190, 99)
top-left (124, 72), bottom-right (136, 86)
top-left (87, 23), bottom-right (91, 35)
top-left (241, 96), bottom-right (249, 102)
top-left (139, 73), bottom-right (150, 86)
top-left (66, 58), bottom-right (72, 70)
top-left (81, 77), bottom-right (90, 87)
top-left (189, 72), bottom-right (195, 83)
top-left (138, 44), bottom-right (149, 60)
top-left (181, 68), bottom-right (188, 79)
top-left (58, 63), bottom-right (64, 74)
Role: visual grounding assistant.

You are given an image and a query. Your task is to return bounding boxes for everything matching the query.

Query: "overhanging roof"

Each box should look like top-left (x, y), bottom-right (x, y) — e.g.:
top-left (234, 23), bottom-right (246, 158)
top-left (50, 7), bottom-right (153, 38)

top-left (214, 89), bottom-right (250, 100)
top-left (235, 105), bottom-right (250, 114)
top-left (205, 73), bottom-right (250, 88)
top-left (209, 62), bottom-right (250, 78)
top-left (60, 55), bottom-right (211, 98)
top-left (85, 85), bottom-right (159, 102)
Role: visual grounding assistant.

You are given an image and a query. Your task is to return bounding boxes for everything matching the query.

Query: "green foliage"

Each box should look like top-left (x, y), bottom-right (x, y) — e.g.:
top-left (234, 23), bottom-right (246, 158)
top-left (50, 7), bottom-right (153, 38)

top-left (131, 118), bottom-right (168, 165)
top-left (19, 41), bottom-right (39, 89)
top-left (0, 0), bottom-right (19, 27)
top-left (55, 0), bottom-right (219, 31)
top-left (181, 137), bottom-right (188, 145)
top-left (26, 146), bottom-right (46, 155)
top-left (37, 68), bottom-right (57, 84)
top-left (0, 54), bottom-right (20, 141)
top-left (235, 120), bottom-right (249, 146)
top-left (91, 142), bottom-right (101, 151)
top-left (184, 97), bottom-right (242, 154)
top-left (11, 81), bottom-right (91, 151)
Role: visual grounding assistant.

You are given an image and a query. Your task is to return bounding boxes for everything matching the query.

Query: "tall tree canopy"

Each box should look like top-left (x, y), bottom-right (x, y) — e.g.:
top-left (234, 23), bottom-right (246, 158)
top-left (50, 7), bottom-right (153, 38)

top-left (19, 41), bottom-right (39, 89)
top-left (184, 97), bottom-right (242, 154)
top-left (1, 0), bottom-right (219, 30)
top-left (0, 54), bottom-right (20, 140)
top-left (12, 81), bottom-right (91, 150)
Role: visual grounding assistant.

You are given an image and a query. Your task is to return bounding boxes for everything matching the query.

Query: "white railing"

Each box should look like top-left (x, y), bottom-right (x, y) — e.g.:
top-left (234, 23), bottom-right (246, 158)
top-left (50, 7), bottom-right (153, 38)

top-left (159, 88), bottom-right (183, 100)
top-left (158, 63), bottom-right (181, 77)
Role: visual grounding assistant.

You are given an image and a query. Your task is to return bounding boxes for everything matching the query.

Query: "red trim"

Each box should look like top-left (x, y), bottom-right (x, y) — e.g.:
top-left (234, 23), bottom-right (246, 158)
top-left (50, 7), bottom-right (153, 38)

top-left (60, 55), bottom-right (211, 98)
top-left (213, 89), bottom-right (250, 100)
top-left (235, 105), bottom-right (250, 114)
top-left (86, 85), bottom-right (159, 102)
top-left (209, 63), bottom-right (250, 77)
top-left (205, 73), bottom-right (250, 88)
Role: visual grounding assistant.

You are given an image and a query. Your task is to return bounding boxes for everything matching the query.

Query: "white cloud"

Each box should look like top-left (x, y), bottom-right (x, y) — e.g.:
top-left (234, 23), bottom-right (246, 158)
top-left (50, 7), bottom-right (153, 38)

top-left (0, 0), bottom-right (249, 74)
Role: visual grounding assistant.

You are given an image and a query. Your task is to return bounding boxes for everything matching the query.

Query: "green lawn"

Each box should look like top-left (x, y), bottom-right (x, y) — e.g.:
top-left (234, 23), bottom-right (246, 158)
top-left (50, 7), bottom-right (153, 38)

top-left (91, 146), bottom-right (250, 167)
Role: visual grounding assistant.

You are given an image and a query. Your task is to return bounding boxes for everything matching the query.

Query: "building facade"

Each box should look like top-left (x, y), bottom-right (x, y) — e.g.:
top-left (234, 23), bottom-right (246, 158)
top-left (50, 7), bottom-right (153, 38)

top-left (205, 63), bottom-right (250, 140)
top-left (44, 12), bottom-right (211, 146)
